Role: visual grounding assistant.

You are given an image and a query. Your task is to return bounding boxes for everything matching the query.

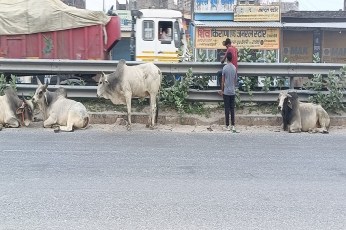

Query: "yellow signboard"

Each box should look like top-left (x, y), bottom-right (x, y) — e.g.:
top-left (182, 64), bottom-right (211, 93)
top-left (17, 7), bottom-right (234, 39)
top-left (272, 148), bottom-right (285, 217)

top-left (195, 27), bottom-right (280, 50)
top-left (234, 5), bottom-right (280, 22)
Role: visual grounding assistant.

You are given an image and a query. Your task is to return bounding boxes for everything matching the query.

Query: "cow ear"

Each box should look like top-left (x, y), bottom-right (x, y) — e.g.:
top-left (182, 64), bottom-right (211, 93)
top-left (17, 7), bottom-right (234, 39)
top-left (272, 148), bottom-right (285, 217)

top-left (21, 93), bottom-right (28, 104)
top-left (44, 94), bottom-right (49, 105)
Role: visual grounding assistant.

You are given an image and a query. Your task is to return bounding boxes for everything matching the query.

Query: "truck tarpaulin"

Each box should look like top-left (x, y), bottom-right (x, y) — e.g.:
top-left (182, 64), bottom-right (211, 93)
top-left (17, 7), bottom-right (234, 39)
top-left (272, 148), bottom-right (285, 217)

top-left (0, 0), bottom-right (111, 35)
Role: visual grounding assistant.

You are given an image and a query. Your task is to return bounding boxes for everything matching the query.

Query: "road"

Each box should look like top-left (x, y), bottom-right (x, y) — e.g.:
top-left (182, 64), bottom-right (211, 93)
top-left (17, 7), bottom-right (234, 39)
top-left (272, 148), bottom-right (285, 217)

top-left (0, 124), bottom-right (346, 230)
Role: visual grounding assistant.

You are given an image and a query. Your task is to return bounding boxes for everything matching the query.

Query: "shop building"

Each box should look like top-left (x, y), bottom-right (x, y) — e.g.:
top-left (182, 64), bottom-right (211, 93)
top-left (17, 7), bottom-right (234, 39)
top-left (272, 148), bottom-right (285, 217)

top-left (281, 11), bottom-right (346, 64)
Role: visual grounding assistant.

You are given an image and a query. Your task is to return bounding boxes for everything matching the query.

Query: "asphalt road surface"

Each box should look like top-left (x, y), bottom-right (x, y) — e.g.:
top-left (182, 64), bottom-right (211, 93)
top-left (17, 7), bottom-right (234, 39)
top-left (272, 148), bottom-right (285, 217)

top-left (1, 124), bottom-right (346, 230)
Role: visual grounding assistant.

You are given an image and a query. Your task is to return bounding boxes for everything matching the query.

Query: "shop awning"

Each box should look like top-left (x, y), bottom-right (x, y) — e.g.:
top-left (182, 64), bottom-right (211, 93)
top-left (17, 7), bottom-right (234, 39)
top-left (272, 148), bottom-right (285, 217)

top-left (193, 21), bottom-right (282, 28)
top-left (282, 22), bottom-right (346, 29)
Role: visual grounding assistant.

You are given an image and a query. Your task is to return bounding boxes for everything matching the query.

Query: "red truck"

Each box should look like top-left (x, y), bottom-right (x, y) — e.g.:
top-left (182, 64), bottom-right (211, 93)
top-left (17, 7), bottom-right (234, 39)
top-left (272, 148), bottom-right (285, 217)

top-left (0, 1), bottom-right (121, 60)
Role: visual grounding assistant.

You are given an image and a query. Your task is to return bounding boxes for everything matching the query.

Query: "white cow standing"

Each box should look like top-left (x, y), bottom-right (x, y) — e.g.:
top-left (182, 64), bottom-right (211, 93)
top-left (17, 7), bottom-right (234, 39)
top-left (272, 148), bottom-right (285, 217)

top-left (32, 78), bottom-right (89, 132)
top-left (97, 59), bottom-right (162, 130)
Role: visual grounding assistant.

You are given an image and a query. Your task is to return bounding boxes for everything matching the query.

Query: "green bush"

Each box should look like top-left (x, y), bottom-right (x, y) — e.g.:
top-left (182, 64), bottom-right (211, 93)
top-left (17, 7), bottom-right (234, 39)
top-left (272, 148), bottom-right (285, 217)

top-left (160, 68), bottom-right (206, 115)
top-left (305, 66), bottom-right (346, 113)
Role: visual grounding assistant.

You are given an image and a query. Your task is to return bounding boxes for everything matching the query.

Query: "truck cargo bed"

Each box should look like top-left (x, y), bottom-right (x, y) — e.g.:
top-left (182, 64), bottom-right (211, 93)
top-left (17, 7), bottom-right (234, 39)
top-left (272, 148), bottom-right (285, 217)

top-left (0, 16), bottom-right (121, 60)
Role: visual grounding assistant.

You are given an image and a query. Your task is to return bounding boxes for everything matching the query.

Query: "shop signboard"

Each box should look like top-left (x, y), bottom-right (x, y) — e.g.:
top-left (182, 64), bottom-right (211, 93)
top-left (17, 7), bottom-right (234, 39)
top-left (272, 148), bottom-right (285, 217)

top-left (234, 5), bottom-right (280, 22)
top-left (194, 0), bottom-right (235, 13)
top-left (195, 27), bottom-right (279, 49)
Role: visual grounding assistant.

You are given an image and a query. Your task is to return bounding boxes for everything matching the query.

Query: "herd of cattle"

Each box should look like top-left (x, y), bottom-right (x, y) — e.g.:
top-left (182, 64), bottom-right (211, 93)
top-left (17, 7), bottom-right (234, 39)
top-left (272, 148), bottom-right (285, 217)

top-left (0, 60), bottom-right (331, 133)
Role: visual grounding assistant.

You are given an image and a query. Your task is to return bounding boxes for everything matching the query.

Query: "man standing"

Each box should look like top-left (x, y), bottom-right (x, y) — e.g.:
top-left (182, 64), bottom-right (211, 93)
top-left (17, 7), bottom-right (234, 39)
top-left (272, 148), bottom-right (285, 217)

top-left (217, 38), bottom-right (238, 86)
top-left (218, 52), bottom-right (237, 133)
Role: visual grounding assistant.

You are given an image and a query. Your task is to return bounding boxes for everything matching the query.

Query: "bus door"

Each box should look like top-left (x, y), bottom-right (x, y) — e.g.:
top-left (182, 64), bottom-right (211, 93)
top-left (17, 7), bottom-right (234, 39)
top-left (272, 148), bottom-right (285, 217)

top-left (157, 20), bottom-right (180, 62)
top-left (136, 19), bottom-right (156, 62)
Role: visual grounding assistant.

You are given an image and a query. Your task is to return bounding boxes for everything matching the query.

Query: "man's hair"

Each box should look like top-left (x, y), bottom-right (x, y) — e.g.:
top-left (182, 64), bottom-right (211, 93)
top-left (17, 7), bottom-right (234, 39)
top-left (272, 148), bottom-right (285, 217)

top-left (223, 38), bottom-right (231, 46)
top-left (226, 52), bottom-right (232, 62)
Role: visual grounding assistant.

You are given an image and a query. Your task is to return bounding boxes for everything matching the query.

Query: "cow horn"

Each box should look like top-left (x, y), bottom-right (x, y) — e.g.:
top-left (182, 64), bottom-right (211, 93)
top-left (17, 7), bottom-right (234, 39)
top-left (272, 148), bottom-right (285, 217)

top-left (43, 82), bottom-right (48, 90)
top-left (36, 77), bottom-right (42, 85)
top-left (21, 93), bottom-right (27, 103)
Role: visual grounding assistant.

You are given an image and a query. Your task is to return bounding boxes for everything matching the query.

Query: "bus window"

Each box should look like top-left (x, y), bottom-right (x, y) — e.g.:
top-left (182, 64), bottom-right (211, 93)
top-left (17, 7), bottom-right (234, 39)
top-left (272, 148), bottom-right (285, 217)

top-left (143, 20), bottom-right (154, 41)
top-left (158, 21), bottom-right (173, 41)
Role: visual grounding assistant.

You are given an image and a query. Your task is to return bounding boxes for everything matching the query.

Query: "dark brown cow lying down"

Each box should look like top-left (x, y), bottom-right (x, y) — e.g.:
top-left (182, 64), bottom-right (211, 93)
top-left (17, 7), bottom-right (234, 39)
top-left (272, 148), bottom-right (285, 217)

top-left (277, 91), bottom-right (330, 133)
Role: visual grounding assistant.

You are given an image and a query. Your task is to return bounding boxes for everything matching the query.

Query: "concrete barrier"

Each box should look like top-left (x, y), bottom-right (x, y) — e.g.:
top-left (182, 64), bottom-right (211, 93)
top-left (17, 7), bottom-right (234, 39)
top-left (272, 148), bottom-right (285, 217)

top-left (89, 112), bottom-right (346, 127)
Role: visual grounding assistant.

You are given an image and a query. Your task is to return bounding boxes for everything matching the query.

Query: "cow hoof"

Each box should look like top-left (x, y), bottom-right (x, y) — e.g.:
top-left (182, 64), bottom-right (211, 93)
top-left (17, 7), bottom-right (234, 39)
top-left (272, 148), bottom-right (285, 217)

top-left (126, 125), bottom-right (132, 131)
top-left (322, 130), bottom-right (329, 134)
top-left (54, 127), bottom-right (60, 133)
top-left (0, 126), bottom-right (2, 131)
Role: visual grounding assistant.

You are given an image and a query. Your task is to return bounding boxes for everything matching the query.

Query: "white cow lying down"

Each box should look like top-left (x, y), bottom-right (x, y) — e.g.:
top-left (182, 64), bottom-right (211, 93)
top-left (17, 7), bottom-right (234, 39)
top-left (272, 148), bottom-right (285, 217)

top-left (97, 59), bottom-right (162, 130)
top-left (32, 78), bottom-right (89, 132)
top-left (277, 91), bottom-right (330, 133)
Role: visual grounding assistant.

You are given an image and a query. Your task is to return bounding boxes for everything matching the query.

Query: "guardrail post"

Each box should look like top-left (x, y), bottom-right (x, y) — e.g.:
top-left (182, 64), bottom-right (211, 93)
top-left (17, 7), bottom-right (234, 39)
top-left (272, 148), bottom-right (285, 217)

top-left (289, 76), bottom-right (294, 89)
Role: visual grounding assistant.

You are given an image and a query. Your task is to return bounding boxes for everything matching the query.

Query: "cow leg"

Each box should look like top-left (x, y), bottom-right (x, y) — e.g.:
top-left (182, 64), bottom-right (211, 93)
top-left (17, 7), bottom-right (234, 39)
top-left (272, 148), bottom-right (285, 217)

top-left (4, 117), bottom-right (20, 128)
top-left (57, 122), bottom-right (74, 132)
top-left (125, 93), bottom-right (132, 131)
top-left (288, 125), bottom-right (301, 133)
top-left (56, 112), bottom-right (79, 132)
top-left (308, 128), bottom-right (318, 134)
top-left (43, 115), bottom-right (58, 128)
top-left (149, 94), bottom-right (157, 129)
top-left (318, 119), bottom-right (329, 134)
top-left (315, 127), bottom-right (329, 134)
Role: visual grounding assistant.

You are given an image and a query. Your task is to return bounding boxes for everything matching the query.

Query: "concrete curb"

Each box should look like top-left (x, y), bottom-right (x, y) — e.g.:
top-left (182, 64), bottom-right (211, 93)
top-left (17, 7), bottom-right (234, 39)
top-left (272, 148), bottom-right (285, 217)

top-left (89, 112), bottom-right (346, 127)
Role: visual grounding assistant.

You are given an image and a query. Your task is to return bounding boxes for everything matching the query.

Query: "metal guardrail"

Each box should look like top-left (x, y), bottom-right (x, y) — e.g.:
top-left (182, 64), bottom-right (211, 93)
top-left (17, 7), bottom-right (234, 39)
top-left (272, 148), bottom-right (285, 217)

top-left (15, 85), bottom-right (346, 103)
top-left (1, 59), bottom-right (345, 102)
top-left (0, 58), bottom-right (345, 75)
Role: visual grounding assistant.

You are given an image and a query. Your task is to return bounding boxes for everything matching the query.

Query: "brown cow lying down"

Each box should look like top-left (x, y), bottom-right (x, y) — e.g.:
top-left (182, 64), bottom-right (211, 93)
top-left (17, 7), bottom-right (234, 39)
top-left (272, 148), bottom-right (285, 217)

top-left (0, 88), bottom-right (34, 131)
top-left (277, 91), bottom-right (330, 133)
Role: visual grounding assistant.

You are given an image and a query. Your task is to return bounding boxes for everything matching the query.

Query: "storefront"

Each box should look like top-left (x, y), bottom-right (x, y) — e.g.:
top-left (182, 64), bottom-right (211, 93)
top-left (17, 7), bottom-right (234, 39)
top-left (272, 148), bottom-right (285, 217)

top-left (282, 30), bottom-right (314, 62)
top-left (322, 29), bottom-right (346, 63)
top-left (282, 23), bottom-right (346, 63)
top-left (191, 4), bottom-right (281, 62)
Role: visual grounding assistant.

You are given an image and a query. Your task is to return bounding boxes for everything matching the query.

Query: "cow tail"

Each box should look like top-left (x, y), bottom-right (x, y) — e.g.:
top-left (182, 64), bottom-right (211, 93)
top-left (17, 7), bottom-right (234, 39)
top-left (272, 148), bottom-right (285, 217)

top-left (155, 68), bottom-right (162, 125)
top-left (155, 96), bottom-right (159, 124)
